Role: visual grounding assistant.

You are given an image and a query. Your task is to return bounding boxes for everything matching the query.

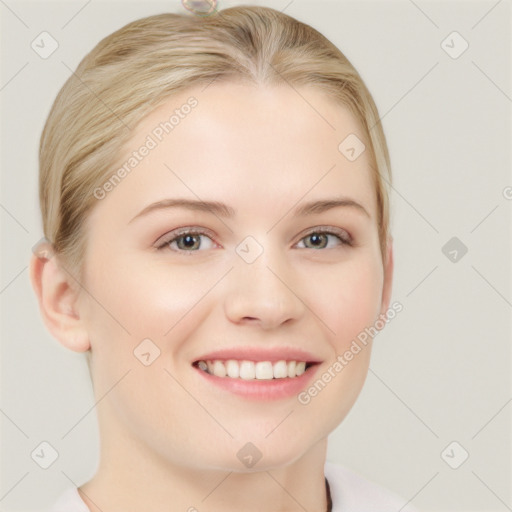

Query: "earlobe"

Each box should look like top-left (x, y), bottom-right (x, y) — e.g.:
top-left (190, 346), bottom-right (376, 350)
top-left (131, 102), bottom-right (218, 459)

top-left (29, 244), bottom-right (90, 353)
top-left (379, 235), bottom-right (394, 318)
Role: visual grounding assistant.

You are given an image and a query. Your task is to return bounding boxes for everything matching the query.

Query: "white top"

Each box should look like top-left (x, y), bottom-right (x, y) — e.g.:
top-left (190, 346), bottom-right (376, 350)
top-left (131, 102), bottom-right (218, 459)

top-left (44, 461), bottom-right (420, 512)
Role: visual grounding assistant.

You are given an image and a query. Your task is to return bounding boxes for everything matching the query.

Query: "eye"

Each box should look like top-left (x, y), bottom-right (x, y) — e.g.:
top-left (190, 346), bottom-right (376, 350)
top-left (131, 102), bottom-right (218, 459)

top-left (155, 228), bottom-right (217, 253)
top-left (155, 226), bottom-right (353, 254)
top-left (296, 227), bottom-right (353, 250)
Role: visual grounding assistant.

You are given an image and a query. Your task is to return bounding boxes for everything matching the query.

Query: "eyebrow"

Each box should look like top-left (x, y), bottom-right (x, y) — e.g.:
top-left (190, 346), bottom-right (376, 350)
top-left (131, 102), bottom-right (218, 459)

top-left (129, 196), bottom-right (370, 223)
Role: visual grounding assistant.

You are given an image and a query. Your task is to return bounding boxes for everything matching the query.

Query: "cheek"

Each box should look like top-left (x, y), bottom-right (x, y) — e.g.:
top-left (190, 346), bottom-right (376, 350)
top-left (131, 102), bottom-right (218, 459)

top-left (294, 256), bottom-right (383, 431)
top-left (313, 254), bottom-right (384, 352)
top-left (83, 255), bottom-right (224, 357)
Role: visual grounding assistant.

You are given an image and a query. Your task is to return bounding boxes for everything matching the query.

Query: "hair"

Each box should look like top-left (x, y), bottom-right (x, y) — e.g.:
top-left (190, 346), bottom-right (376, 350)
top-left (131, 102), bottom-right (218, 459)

top-left (39, 5), bottom-right (392, 284)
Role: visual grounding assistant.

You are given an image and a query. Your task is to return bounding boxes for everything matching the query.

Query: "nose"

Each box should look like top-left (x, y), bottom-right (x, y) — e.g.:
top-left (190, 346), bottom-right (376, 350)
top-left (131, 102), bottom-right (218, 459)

top-left (223, 247), bottom-right (306, 330)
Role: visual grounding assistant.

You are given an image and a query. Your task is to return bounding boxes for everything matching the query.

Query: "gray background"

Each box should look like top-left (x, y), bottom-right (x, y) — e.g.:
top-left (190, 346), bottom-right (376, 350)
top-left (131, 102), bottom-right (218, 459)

top-left (1, 0), bottom-right (511, 511)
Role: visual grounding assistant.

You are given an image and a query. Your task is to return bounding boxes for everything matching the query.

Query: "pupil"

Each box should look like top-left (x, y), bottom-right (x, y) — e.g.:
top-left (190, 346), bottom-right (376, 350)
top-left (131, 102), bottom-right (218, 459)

top-left (309, 233), bottom-right (325, 248)
top-left (182, 235), bottom-right (198, 248)
top-left (310, 234), bottom-right (324, 247)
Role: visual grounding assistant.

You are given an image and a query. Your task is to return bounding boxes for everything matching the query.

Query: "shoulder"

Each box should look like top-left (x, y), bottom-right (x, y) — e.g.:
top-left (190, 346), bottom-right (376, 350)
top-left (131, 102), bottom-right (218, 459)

top-left (325, 461), bottom-right (421, 512)
top-left (39, 487), bottom-right (89, 512)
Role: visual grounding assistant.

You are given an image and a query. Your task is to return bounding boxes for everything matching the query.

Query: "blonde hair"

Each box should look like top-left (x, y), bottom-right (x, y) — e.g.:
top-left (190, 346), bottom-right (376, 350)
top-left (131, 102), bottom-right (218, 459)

top-left (39, 5), bottom-right (392, 283)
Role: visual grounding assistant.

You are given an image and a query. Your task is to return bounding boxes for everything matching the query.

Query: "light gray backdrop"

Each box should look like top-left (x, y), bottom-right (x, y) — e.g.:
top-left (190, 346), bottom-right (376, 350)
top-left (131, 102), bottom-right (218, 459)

top-left (1, 1), bottom-right (511, 511)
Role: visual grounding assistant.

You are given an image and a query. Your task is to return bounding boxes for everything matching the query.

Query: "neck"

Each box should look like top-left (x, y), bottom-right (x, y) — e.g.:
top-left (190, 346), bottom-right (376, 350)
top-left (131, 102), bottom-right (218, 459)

top-left (78, 409), bottom-right (330, 512)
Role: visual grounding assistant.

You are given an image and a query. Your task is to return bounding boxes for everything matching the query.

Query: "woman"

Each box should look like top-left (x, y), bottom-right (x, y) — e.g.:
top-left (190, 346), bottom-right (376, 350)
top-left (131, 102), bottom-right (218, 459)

top-left (30, 5), bottom-right (418, 511)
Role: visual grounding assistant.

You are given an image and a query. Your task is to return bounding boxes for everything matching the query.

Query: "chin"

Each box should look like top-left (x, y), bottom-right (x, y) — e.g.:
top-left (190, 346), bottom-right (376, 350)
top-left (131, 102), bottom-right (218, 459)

top-left (182, 436), bottom-right (315, 474)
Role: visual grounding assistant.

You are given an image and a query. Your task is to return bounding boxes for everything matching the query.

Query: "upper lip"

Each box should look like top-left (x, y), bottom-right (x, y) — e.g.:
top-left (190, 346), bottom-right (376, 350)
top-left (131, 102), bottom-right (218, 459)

top-left (193, 347), bottom-right (322, 364)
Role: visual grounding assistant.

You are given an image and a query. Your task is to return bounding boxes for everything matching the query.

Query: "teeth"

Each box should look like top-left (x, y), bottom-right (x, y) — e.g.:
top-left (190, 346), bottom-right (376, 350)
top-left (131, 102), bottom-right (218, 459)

top-left (213, 360), bottom-right (226, 377)
top-left (240, 360), bottom-right (256, 380)
top-left (296, 361), bottom-right (306, 376)
top-left (226, 359), bottom-right (240, 378)
top-left (255, 361), bottom-right (273, 380)
top-left (273, 360), bottom-right (288, 379)
top-left (196, 359), bottom-right (310, 379)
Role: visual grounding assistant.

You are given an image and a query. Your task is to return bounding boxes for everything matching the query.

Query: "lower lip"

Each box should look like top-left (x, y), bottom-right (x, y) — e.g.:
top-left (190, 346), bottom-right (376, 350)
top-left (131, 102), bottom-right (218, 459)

top-left (193, 364), bottom-right (320, 401)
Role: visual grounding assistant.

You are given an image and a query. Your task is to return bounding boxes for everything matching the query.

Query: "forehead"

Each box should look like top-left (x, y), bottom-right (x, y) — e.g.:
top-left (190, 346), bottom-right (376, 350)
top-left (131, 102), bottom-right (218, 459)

top-left (99, 81), bottom-right (377, 223)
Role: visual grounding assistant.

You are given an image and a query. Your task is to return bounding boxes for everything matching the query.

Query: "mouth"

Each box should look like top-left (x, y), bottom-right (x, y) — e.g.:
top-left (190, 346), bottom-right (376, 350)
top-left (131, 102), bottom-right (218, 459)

top-left (193, 359), bottom-right (316, 380)
top-left (191, 347), bottom-right (322, 400)
top-left (191, 351), bottom-right (321, 400)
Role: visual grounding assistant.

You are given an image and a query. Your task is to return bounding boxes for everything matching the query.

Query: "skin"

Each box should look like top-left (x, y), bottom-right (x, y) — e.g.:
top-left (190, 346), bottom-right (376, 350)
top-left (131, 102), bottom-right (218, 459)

top-left (30, 81), bottom-right (393, 512)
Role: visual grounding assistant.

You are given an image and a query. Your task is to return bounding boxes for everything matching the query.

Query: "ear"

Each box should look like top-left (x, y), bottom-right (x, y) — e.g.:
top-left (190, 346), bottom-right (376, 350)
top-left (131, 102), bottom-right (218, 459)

top-left (379, 235), bottom-right (394, 318)
top-left (29, 240), bottom-right (90, 352)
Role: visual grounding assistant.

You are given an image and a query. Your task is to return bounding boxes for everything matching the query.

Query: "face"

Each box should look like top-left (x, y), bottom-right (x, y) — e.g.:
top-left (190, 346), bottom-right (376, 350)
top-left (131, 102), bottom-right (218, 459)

top-left (76, 81), bottom-right (392, 471)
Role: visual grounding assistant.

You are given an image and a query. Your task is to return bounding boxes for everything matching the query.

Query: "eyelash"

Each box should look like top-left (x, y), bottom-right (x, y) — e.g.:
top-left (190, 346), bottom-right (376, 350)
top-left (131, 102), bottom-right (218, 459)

top-left (155, 226), bottom-right (354, 254)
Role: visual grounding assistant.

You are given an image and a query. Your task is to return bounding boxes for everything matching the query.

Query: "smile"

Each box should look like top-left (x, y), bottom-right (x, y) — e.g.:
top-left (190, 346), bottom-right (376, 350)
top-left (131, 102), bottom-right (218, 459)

top-left (195, 359), bottom-right (311, 380)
